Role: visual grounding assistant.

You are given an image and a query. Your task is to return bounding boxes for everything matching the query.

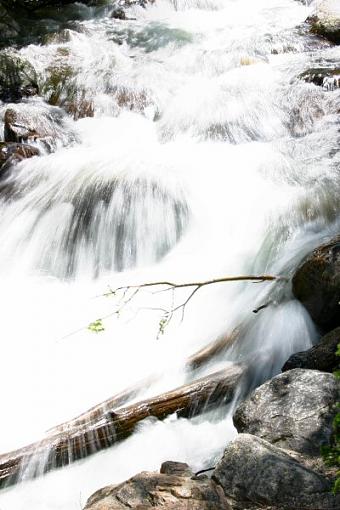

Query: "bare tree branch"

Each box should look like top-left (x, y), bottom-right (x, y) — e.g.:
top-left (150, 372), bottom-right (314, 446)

top-left (96, 274), bottom-right (281, 336)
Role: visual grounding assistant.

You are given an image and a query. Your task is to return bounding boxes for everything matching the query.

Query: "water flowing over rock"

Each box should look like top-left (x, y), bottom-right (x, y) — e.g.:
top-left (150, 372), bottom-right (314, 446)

top-left (1, 102), bottom-right (73, 152)
top-left (233, 369), bottom-right (340, 457)
top-left (282, 327), bottom-right (340, 372)
top-left (213, 434), bottom-right (337, 509)
top-left (292, 236), bottom-right (340, 332)
top-left (83, 461), bottom-right (231, 510)
top-left (0, 142), bottom-right (39, 172)
top-left (299, 67), bottom-right (340, 90)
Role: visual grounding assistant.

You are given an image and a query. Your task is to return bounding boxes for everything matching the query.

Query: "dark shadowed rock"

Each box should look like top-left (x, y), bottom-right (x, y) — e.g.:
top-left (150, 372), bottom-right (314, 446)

top-left (213, 434), bottom-right (338, 509)
top-left (0, 142), bottom-right (39, 173)
top-left (292, 236), bottom-right (340, 332)
top-left (282, 328), bottom-right (340, 373)
top-left (83, 461), bottom-right (231, 509)
top-left (299, 67), bottom-right (340, 90)
top-left (233, 369), bottom-right (339, 456)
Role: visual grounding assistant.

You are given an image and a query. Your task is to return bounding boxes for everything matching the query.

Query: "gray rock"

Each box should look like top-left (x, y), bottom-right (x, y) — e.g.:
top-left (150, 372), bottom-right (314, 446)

top-left (282, 328), bottom-right (340, 373)
top-left (233, 369), bottom-right (339, 456)
top-left (83, 462), bottom-right (231, 509)
top-left (213, 434), bottom-right (338, 509)
top-left (292, 236), bottom-right (340, 332)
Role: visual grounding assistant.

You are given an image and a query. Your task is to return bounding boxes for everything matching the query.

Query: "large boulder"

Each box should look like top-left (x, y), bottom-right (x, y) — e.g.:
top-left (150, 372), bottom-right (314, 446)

top-left (233, 369), bottom-right (339, 457)
top-left (83, 461), bottom-right (231, 510)
top-left (292, 236), bottom-right (340, 332)
top-left (308, 0), bottom-right (340, 44)
top-left (213, 434), bottom-right (337, 509)
top-left (282, 328), bottom-right (340, 373)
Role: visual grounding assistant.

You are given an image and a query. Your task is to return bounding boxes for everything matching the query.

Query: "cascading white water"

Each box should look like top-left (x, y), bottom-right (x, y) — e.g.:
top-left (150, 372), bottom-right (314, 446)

top-left (0, 0), bottom-right (339, 507)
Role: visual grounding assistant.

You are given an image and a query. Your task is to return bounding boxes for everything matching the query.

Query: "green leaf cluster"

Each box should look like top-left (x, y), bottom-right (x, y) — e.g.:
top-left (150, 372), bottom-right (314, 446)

top-left (88, 319), bottom-right (105, 333)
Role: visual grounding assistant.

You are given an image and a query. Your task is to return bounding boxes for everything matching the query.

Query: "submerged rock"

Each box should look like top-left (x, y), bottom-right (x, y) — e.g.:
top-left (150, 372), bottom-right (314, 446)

top-left (83, 461), bottom-right (231, 509)
top-left (299, 67), bottom-right (340, 90)
top-left (0, 142), bottom-right (39, 173)
top-left (233, 369), bottom-right (339, 457)
top-left (213, 434), bottom-right (337, 509)
top-left (282, 328), bottom-right (340, 373)
top-left (0, 54), bottom-right (39, 103)
top-left (292, 236), bottom-right (340, 332)
top-left (308, 0), bottom-right (340, 44)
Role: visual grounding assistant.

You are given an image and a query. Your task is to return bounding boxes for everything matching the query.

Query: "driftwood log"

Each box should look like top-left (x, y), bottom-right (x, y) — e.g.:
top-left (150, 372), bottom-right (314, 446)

top-left (0, 365), bottom-right (244, 489)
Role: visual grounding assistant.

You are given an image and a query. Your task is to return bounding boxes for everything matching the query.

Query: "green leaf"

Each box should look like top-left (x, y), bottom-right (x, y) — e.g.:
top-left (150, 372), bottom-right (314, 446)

top-left (88, 319), bottom-right (105, 333)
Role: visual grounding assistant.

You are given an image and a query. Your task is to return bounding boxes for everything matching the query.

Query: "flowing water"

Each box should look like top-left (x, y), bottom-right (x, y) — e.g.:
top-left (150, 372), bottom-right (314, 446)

top-left (0, 0), bottom-right (339, 507)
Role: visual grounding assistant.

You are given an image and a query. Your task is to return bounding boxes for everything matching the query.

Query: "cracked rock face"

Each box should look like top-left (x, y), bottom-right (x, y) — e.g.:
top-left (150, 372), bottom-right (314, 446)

top-left (83, 461), bottom-right (231, 510)
top-left (213, 434), bottom-right (337, 509)
top-left (233, 369), bottom-right (339, 456)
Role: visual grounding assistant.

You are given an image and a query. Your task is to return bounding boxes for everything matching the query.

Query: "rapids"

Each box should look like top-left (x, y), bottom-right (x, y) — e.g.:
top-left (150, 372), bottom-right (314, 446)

top-left (0, 0), bottom-right (339, 507)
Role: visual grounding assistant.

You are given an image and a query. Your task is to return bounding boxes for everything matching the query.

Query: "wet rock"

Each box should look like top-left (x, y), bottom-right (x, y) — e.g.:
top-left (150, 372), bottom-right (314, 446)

top-left (42, 56), bottom-right (77, 107)
top-left (233, 369), bottom-right (340, 457)
top-left (0, 54), bottom-right (39, 103)
top-left (308, 0), bottom-right (340, 44)
top-left (111, 85), bottom-right (158, 119)
top-left (83, 461), bottom-right (231, 509)
top-left (213, 434), bottom-right (337, 509)
top-left (299, 67), bottom-right (340, 90)
top-left (4, 109), bottom-right (39, 143)
top-left (41, 53), bottom-right (94, 119)
top-left (1, 102), bottom-right (74, 152)
top-left (282, 328), bottom-right (340, 373)
top-left (111, 8), bottom-right (127, 20)
top-left (292, 236), bottom-right (340, 332)
top-left (0, 142), bottom-right (39, 173)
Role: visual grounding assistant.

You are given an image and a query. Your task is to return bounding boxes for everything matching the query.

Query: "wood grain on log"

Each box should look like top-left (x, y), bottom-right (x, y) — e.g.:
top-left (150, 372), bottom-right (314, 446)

top-left (0, 365), bottom-right (244, 488)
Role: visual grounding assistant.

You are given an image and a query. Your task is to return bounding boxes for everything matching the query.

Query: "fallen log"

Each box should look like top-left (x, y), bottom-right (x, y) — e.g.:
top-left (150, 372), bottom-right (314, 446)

top-left (187, 329), bottom-right (239, 370)
top-left (0, 364), bottom-right (244, 489)
top-left (46, 375), bottom-right (157, 436)
top-left (48, 329), bottom-right (239, 436)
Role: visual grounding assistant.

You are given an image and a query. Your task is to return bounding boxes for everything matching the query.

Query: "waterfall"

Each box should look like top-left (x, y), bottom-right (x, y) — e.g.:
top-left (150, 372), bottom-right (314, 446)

top-left (0, 0), bottom-right (339, 508)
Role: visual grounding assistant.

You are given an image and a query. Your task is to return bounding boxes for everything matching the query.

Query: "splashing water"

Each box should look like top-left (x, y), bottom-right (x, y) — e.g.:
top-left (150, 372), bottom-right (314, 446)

top-left (0, 0), bottom-right (339, 508)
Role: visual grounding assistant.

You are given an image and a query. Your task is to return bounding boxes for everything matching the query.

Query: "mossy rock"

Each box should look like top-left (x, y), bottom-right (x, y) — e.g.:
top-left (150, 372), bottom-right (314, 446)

top-left (41, 59), bottom-right (77, 106)
top-left (0, 53), bottom-right (39, 102)
top-left (307, 1), bottom-right (340, 45)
